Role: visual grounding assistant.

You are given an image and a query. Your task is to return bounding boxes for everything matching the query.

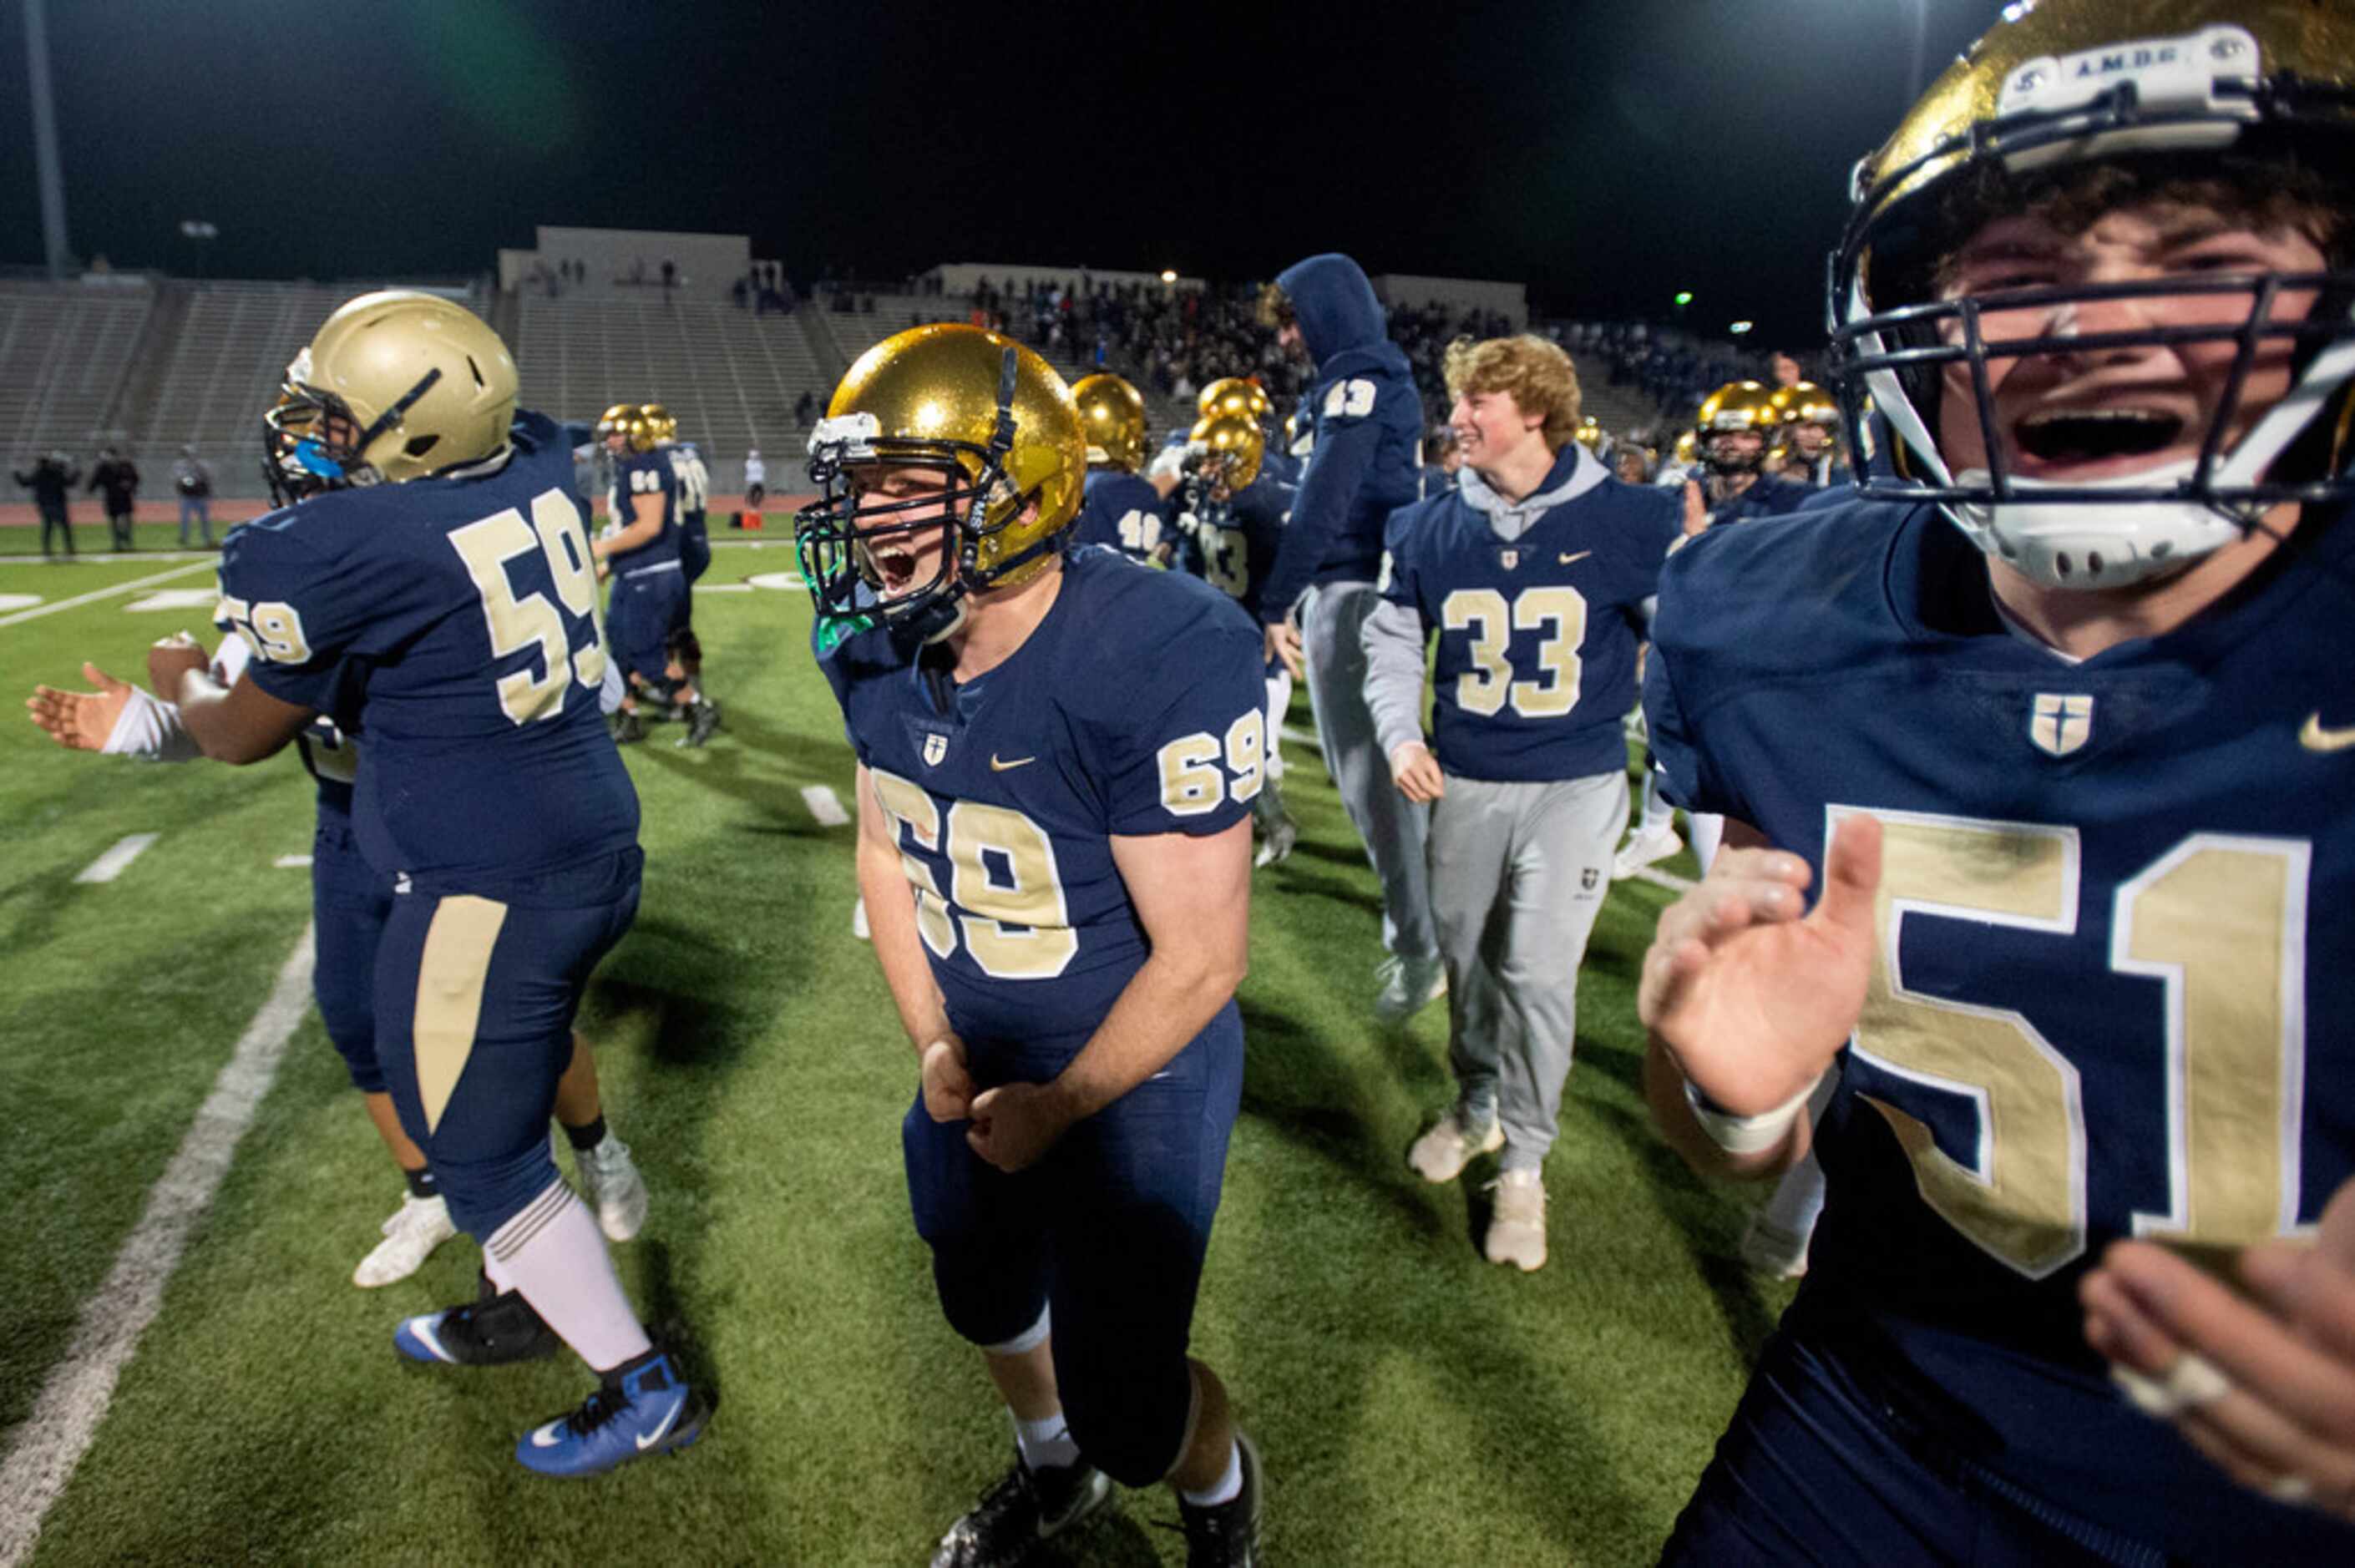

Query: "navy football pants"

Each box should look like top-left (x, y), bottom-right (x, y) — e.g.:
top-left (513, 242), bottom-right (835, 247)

top-left (1662, 1319), bottom-right (2164, 1567)
top-left (608, 568), bottom-right (686, 687)
top-left (373, 851), bottom-right (640, 1237)
top-left (904, 1002), bottom-right (1244, 1489)
top-left (311, 809), bottom-right (392, 1095)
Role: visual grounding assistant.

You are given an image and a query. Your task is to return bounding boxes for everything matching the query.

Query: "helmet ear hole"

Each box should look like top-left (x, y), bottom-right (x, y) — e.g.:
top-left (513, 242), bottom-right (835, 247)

top-left (464, 356), bottom-right (485, 390)
top-left (404, 434), bottom-right (440, 459)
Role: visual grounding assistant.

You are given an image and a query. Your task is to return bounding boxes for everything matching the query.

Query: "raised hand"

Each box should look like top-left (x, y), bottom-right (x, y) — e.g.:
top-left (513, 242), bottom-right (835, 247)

top-left (1639, 812), bottom-right (1881, 1116)
top-left (27, 662), bottom-right (138, 751)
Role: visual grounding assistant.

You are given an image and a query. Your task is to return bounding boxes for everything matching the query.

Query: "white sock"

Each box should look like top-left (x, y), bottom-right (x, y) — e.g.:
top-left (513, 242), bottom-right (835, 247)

top-left (1180, 1439), bottom-right (1243, 1507)
top-left (1014, 1409), bottom-right (1081, 1473)
top-left (1639, 767), bottom-right (1676, 837)
top-left (486, 1179), bottom-right (651, 1372)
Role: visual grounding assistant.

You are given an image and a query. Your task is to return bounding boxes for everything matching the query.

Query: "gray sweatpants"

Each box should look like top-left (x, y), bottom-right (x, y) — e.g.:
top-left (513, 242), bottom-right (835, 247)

top-left (1429, 770), bottom-right (1628, 1170)
top-left (1304, 580), bottom-right (1436, 961)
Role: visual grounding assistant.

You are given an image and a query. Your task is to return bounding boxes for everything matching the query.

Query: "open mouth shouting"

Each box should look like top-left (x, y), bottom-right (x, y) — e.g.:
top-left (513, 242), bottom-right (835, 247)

top-left (1997, 397), bottom-right (2201, 483)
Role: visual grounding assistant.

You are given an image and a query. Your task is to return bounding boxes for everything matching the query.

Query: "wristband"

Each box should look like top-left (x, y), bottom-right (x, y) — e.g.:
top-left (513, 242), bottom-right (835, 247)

top-left (1683, 1076), bottom-right (1814, 1156)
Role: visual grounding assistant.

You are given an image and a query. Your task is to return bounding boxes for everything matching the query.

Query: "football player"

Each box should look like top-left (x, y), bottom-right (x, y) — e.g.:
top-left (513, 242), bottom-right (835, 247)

top-left (1682, 380), bottom-right (1815, 531)
top-left (1641, 3), bottom-right (2355, 1556)
top-left (1258, 253), bottom-right (1442, 1021)
top-left (1366, 334), bottom-right (1679, 1270)
top-left (1190, 409), bottom-right (1302, 867)
top-left (1770, 381), bottom-right (1841, 488)
top-left (644, 402), bottom-right (722, 747)
top-left (1066, 372), bottom-right (1176, 564)
top-left (27, 635), bottom-right (656, 1284)
top-left (801, 324), bottom-right (1264, 1565)
top-left (153, 291), bottom-right (705, 1477)
top-left (596, 404), bottom-right (719, 747)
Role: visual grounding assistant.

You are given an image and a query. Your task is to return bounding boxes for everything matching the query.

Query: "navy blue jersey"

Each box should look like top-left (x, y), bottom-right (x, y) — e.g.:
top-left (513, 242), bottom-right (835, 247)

top-left (1196, 476), bottom-right (1292, 622)
top-left (1706, 473), bottom-right (1812, 525)
top-left (1645, 499), bottom-right (2355, 1558)
top-left (1385, 449), bottom-right (1676, 781)
top-left (1070, 469), bottom-right (1172, 564)
top-left (819, 547), bottom-right (1264, 1051)
top-left (217, 409), bottom-right (638, 891)
top-left (1257, 255), bottom-right (1423, 620)
top-left (607, 449), bottom-right (680, 573)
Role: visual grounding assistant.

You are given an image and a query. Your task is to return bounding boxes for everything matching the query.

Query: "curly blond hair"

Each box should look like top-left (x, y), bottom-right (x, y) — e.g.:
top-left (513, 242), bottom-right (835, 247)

top-left (1441, 335), bottom-right (1583, 452)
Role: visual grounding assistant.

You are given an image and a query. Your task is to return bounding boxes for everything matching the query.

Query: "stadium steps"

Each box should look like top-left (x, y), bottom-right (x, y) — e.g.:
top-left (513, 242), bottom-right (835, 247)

top-left (0, 281), bottom-right (154, 462)
top-left (105, 281), bottom-right (195, 462)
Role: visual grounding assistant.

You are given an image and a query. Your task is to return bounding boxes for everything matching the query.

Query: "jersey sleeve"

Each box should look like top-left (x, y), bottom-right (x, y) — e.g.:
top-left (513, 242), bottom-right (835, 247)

top-left (212, 517), bottom-right (381, 715)
top-left (1642, 545), bottom-right (1744, 819)
top-left (1098, 602), bottom-right (1264, 838)
top-left (1258, 405), bottom-right (1381, 622)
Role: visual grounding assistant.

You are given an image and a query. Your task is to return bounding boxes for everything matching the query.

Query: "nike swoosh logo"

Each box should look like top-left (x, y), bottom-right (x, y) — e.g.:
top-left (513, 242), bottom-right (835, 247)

top-left (636, 1401), bottom-right (681, 1451)
top-left (529, 1419), bottom-right (567, 1449)
top-left (1558, 550), bottom-right (1592, 565)
top-left (990, 754), bottom-right (1036, 771)
top-left (2302, 713), bottom-right (2355, 753)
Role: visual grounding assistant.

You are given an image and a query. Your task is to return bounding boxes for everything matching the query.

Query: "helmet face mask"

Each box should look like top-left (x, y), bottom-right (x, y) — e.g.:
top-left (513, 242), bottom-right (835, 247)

top-left (798, 326), bottom-right (1085, 645)
top-left (1828, 2), bottom-right (2355, 590)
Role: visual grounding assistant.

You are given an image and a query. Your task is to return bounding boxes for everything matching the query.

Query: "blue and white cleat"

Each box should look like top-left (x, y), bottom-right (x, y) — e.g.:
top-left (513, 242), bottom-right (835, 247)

top-left (515, 1348), bottom-right (710, 1478)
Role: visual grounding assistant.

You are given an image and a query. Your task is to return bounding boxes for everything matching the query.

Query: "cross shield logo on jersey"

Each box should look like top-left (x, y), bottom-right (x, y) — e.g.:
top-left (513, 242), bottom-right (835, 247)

top-left (922, 733), bottom-right (948, 767)
top-left (2028, 693), bottom-right (2094, 756)
top-left (1498, 549), bottom-right (1519, 572)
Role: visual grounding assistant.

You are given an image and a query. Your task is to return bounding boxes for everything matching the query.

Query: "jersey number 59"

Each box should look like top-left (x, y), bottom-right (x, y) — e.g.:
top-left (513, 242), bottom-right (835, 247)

top-left (448, 488), bottom-right (610, 725)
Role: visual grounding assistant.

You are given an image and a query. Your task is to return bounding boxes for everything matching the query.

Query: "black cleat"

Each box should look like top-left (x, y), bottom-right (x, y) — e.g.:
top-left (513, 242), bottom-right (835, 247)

top-left (392, 1272), bottom-right (560, 1367)
top-left (931, 1448), bottom-right (1115, 1567)
top-left (1174, 1433), bottom-right (1264, 1566)
top-left (677, 698), bottom-right (722, 749)
top-left (609, 709), bottom-right (646, 746)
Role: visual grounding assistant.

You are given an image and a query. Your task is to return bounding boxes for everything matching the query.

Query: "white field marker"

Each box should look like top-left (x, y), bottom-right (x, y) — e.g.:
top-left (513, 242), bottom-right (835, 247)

top-left (801, 785), bottom-right (850, 827)
top-left (73, 834), bottom-right (159, 884)
top-left (1633, 866), bottom-right (1697, 895)
top-left (0, 562), bottom-right (213, 630)
top-left (1279, 726), bottom-right (1320, 751)
top-left (0, 923), bottom-right (317, 1568)
top-left (273, 854), bottom-right (313, 869)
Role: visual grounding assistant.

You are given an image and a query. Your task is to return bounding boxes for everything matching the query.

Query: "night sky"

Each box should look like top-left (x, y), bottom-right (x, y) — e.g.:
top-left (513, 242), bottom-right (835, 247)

top-left (0, 0), bottom-right (1992, 345)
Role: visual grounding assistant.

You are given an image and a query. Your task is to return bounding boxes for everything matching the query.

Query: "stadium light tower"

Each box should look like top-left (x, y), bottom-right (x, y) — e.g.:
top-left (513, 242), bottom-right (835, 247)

top-left (23, 0), bottom-right (73, 280)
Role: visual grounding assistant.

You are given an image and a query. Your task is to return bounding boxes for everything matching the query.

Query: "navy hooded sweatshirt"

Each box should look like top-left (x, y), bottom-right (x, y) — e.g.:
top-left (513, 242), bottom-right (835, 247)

top-left (1256, 254), bottom-right (1424, 622)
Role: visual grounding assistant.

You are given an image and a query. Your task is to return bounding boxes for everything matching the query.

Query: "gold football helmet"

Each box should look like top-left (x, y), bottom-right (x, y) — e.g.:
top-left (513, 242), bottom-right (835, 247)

top-left (1198, 377), bottom-right (1271, 423)
top-left (263, 291), bottom-right (516, 488)
top-left (638, 402), bottom-right (678, 444)
top-left (798, 324), bottom-right (1085, 643)
top-left (1190, 412), bottom-right (1265, 495)
top-left (1695, 380), bottom-right (1782, 475)
top-left (1071, 373), bottom-right (1148, 472)
top-left (597, 402), bottom-right (652, 453)
top-left (1830, 0), bottom-right (2355, 588)
top-left (1573, 415), bottom-right (1605, 453)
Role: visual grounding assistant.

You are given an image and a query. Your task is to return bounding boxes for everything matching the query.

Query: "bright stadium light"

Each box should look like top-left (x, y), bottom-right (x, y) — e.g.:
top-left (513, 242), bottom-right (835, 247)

top-left (1673, 290), bottom-right (1694, 307)
top-left (1160, 269), bottom-right (1178, 284)
top-left (1729, 320), bottom-right (1755, 335)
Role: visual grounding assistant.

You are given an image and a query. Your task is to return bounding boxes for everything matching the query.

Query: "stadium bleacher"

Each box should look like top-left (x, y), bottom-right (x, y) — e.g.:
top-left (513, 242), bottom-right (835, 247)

top-left (0, 281), bottom-right (153, 462)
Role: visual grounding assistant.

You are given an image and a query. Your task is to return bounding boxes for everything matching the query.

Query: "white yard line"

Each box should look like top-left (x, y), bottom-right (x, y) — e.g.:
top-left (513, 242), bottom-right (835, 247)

top-left (694, 582), bottom-right (754, 594)
top-left (73, 834), bottom-right (159, 885)
top-left (1279, 725), bottom-right (1321, 751)
top-left (0, 923), bottom-right (317, 1568)
top-left (0, 562), bottom-right (214, 630)
top-left (0, 550), bottom-right (218, 568)
top-left (273, 854), bottom-right (312, 869)
top-left (1633, 865), bottom-right (1697, 894)
top-left (800, 784), bottom-right (850, 827)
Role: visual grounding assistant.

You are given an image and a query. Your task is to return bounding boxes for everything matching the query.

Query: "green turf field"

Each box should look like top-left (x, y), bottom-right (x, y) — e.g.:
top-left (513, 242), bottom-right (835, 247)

top-left (0, 537), bottom-right (1785, 1565)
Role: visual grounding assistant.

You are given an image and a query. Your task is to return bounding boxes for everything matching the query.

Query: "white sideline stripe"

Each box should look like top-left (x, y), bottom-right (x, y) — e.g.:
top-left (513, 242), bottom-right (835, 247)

top-left (0, 562), bottom-right (214, 630)
top-left (73, 834), bottom-right (159, 885)
top-left (273, 854), bottom-right (312, 869)
top-left (1633, 866), bottom-right (1697, 894)
top-left (695, 582), bottom-right (753, 594)
top-left (801, 785), bottom-right (850, 827)
top-left (0, 923), bottom-right (317, 1568)
top-left (1279, 725), bottom-right (1321, 751)
top-left (0, 550), bottom-right (218, 568)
